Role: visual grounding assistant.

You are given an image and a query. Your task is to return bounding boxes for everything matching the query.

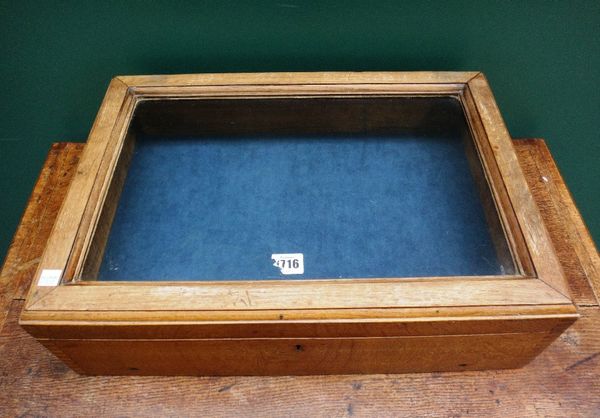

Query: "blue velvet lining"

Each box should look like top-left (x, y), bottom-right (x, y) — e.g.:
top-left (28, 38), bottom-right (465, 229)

top-left (97, 135), bottom-right (506, 281)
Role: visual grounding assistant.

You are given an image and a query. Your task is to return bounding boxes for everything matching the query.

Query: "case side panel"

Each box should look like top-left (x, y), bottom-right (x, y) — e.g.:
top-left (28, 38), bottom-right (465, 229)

top-left (37, 326), bottom-right (570, 376)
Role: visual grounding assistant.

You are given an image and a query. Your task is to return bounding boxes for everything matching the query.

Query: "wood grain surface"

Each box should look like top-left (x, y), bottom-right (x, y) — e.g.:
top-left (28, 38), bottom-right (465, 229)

top-left (1, 140), bottom-right (599, 416)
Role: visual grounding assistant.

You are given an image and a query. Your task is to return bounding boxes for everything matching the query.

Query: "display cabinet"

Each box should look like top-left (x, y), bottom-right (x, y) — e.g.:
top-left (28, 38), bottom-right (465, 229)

top-left (20, 72), bottom-right (577, 375)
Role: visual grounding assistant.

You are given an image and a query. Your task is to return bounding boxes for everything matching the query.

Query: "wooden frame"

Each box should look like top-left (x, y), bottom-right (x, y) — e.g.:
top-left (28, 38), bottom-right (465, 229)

top-left (20, 72), bottom-right (578, 375)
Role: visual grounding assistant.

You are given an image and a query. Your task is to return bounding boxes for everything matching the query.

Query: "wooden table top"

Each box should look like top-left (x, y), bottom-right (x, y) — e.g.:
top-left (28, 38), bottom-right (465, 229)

top-left (1, 139), bottom-right (598, 417)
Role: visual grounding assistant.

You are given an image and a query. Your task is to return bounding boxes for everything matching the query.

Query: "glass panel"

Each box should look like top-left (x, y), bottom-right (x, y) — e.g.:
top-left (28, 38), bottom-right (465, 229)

top-left (88, 97), bottom-right (515, 281)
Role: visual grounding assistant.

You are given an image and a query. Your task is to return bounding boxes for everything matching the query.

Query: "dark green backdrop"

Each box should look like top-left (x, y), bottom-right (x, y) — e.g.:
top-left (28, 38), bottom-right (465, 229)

top-left (1, 1), bottom-right (599, 261)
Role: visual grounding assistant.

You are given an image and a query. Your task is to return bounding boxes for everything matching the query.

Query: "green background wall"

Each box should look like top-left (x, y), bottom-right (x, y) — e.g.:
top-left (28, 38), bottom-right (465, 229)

top-left (1, 1), bottom-right (598, 261)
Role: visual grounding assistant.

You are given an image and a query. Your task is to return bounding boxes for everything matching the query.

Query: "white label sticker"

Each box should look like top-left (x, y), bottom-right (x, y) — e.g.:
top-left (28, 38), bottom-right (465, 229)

top-left (272, 253), bottom-right (304, 275)
top-left (37, 269), bottom-right (62, 286)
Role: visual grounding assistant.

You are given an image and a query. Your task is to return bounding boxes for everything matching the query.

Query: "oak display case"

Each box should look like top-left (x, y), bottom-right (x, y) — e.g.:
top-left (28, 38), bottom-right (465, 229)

top-left (19, 72), bottom-right (577, 375)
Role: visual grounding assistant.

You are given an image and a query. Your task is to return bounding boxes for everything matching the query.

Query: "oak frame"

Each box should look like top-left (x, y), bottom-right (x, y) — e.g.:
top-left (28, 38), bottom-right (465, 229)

top-left (20, 72), bottom-right (578, 375)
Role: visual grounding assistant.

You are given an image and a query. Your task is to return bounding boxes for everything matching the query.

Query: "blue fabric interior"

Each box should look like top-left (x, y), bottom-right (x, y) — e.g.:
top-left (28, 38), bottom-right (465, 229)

top-left (97, 135), bottom-right (507, 281)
